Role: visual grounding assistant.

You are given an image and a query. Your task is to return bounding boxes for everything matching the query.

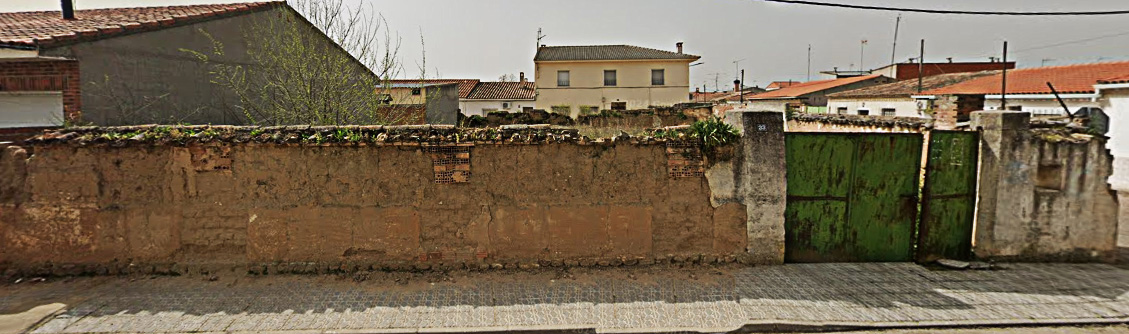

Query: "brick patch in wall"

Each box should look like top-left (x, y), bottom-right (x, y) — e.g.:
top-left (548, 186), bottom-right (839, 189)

top-left (189, 145), bottom-right (232, 172)
top-left (666, 141), bottom-right (704, 178)
top-left (425, 144), bottom-right (472, 184)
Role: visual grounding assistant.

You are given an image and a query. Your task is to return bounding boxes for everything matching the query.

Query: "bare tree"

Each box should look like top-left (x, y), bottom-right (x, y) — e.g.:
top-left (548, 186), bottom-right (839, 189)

top-left (185, 0), bottom-right (424, 125)
top-left (497, 73), bottom-right (517, 82)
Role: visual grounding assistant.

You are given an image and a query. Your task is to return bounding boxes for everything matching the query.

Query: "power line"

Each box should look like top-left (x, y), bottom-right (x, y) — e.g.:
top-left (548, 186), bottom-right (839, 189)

top-left (757, 0), bottom-right (1129, 15)
top-left (1013, 30), bottom-right (1129, 53)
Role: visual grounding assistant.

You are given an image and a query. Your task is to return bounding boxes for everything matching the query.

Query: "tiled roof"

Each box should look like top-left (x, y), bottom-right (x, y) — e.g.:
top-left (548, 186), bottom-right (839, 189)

top-left (767, 81), bottom-right (802, 89)
top-left (0, 2), bottom-right (278, 48)
top-left (1099, 74), bottom-right (1129, 84)
top-left (750, 75), bottom-right (889, 99)
top-left (465, 81), bottom-right (535, 100)
top-left (386, 79), bottom-right (480, 99)
top-left (924, 61), bottom-right (1129, 95)
top-left (691, 91), bottom-right (729, 101)
top-left (534, 45), bottom-right (700, 62)
top-left (828, 71), bottom-right (998, 99)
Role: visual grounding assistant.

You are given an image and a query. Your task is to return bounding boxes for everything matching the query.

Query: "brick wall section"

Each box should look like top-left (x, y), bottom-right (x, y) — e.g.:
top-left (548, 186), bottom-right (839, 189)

top-left (0, 60), bottom-right (81, 122)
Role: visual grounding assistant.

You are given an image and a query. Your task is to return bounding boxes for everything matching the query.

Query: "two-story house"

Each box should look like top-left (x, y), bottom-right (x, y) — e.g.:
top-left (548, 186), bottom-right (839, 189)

top-left (533, 43), bottom-right (699, 117)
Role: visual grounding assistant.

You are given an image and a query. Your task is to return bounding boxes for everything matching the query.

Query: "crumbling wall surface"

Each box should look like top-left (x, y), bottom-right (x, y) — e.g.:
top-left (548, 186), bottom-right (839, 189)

top-left (0, 132), bottom-right (750, 275)
top-left (973, 111), bottom-right (1119, 262)
top-left (785, 113), bottom-right (929, 133)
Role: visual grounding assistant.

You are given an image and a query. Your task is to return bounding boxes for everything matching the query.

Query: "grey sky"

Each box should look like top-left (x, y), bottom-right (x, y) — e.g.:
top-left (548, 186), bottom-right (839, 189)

top-left (7, 0), bottom-right (1129, 91)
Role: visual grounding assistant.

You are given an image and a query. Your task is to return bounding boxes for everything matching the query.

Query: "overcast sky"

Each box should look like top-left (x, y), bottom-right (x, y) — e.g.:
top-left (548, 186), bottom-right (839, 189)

top-left (7, 0), bottom-right (1129, 90)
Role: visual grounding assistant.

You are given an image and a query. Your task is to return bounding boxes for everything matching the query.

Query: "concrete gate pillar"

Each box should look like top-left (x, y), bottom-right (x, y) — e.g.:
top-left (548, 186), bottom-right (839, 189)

top-left (970, 110), bottom-right (1033, 258)
top-left (718, 110), bottom-right (786, 264)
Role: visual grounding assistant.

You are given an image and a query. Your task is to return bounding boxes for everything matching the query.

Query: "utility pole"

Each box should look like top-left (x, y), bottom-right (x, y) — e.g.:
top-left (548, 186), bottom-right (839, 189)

top-left (733, 59), bottom-right (746, 81)
top-left (740, 69), bottom-right (746, 104)
top-left (1001, 41), bottom-right (1008, 111)
top-left (890, 14), bottom-right (901, 66)
top-left (860, 39), bottom-right (868, 72)
top-left (807, 45), bottom-right (812, 82)
top-left (917, 39), bottom-right (924, 93)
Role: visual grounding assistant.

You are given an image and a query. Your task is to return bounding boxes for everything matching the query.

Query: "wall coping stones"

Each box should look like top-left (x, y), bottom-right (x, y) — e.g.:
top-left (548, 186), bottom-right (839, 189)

top-left (23, 125), bottom-right (716, 147)
top-left (789, 112), bottom-right (933, 130)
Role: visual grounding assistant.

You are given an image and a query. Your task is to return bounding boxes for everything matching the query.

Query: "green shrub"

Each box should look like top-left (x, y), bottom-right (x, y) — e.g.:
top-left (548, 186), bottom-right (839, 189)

top-left (689, 117), bottom-right (739, 149)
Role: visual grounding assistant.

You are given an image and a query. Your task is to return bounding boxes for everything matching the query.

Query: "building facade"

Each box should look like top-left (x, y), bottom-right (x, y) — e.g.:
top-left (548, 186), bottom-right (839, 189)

top-left (534, 44), bottom-right (699, 117)
top-left (0, 2), bottom-right (373, 132)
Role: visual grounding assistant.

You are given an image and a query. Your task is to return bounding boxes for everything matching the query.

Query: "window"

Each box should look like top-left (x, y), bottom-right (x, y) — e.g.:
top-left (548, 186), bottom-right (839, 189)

top-left (652, 69), bottom-right (665, 85)
top-left (604, 70), bottom-right (617, 86)
top-left (411, 88), bottom-right (421, 95)
top-left (611, 102), bottom-right (627, 110)
top-left (836, 107), bottom-right (847, 114)
top-left (557, 71), bottom-right (570, 87)
top-left (857, 109), bottom-right (869, 116)
top-left (881, 108), bottom-right (896, 116)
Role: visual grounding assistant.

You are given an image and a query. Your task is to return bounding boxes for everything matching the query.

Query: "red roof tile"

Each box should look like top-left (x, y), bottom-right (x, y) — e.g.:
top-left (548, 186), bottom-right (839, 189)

top-left (386, 79), bottom-right (480, 99)
top-left (766, 81), bottom-right (801, 89)
top-left (750, 75), bottom-right (888, 99)
top-left (465, 81), bottom-right (535, 100)
top-left (0, 2), bottom-right (278, 48)
top-left (1099, 74), bottom-right (1129, 85)
top-left (924, 61), bottom-right (1129, 95)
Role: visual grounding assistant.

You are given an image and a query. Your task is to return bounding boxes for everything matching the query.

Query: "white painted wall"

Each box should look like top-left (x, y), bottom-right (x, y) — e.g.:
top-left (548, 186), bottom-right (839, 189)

top-left (983, 97), bottom-right (1102, 116)
top-left (459, 100), bottom-right (535, 117)
top-left (0, 91), bottom-right (64, 128)
top-left (826, 98), bottom-right (923, 117)
top-left (1100, 87), bottom-right (1129, 191)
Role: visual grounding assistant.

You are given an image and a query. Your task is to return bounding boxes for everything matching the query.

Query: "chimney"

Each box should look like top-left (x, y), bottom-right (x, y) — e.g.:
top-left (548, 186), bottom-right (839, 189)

top-left (519, 72), bottom-right (525, 82)
top-left (946, 57), bottom-right (953, 63)
top-left (733, 79), bottom-right (741, 94)
top-left (61, 0), bottom-right (75, 20)
top-left (676, 42), bottom-right (683, 54)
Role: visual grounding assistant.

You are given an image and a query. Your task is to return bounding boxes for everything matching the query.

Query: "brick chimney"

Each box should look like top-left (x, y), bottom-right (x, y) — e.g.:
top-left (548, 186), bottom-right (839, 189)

top-left (676, 42), bottom-right (683, 54)
top-left (61, 0), bottom-right (75, 20)
top-left (519, 72), bottom-right (525, 82)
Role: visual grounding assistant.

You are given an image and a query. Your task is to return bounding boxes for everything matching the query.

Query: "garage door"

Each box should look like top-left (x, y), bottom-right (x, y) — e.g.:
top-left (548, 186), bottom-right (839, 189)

top-left (0, 92), bottom-right (64, 128)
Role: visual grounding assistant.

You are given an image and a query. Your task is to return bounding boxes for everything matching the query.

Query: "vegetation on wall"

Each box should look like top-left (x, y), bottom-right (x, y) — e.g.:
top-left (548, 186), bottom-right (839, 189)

top-left (183, 0), bottom-right (425, 126)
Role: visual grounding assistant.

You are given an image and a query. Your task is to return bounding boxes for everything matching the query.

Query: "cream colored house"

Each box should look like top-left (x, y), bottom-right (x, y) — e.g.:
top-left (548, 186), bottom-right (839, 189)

top-left (534, 43), bottom-right (699, 117)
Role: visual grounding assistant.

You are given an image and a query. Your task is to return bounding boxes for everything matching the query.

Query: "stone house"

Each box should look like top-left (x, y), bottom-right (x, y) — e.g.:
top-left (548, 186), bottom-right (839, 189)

top-left (385, 78), bottom-right (536, 117)
top-left (825, 71), bottom-right (996, 117)
top-left (533, 43), bottom-right (699, 117)
top-left (0, 1), bottom-right (372, 140)
top-left (738, 74), bottom-right (894, 113)
top-left (922, 61), bottom-right (1129, 118)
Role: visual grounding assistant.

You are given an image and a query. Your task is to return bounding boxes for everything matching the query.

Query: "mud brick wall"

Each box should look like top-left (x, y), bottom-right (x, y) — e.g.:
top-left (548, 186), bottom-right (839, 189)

top-left (0, 137), bottom-right (750, 275)
top-left (786, 113), bottom-right (929, 133)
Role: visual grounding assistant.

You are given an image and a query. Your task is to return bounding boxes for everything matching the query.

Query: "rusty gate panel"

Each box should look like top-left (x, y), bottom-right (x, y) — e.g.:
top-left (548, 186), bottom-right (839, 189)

top-left (785, 133), bottom-right (923, 262)
top-left (917, 130), bottom-right (979, 262)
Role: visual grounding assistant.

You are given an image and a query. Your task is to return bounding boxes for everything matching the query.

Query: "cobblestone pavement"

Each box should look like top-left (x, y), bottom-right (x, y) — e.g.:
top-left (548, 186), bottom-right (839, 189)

top-left (3, 263), bottom-right (1129, 333)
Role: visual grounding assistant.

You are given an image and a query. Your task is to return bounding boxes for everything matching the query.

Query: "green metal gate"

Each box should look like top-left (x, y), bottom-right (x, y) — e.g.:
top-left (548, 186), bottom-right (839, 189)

top-left (917, 131), bottom-right (979, 262)
top-left (784, 133), bottom-right (924, 262)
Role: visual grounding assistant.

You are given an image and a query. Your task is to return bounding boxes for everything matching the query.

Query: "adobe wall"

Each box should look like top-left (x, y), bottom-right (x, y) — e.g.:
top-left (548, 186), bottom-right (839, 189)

top-left (0, 125), bottom-right (765, 276)
top-left (973, 111), bottom-right (1120, 262)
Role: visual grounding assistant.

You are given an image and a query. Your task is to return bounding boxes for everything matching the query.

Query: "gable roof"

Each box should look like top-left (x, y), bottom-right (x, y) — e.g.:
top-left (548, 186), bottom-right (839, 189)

top-left (385, 79), bottom-right (480, 99)
top-left (924, 61), bottom-right (1129, 95)
top-left (465, 81), bottom-right (535, 100)
top-left (0, 2), bottom-right (278, 49)
top-left (750, 74), bottom-right (888, 99)
top-left (767, 81), bottom-right (802, 89)
top-left (534, 45), bottom-right (700, 62)
top-left (828, 71), bottom-right (998, 99)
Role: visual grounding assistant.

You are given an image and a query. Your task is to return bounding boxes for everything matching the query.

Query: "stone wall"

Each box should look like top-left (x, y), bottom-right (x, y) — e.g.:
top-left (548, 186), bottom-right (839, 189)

top-left (972, 111), bottom-right (1120, 262)
top-left (785, 113), bottom-right (930, 133)
top-left (0, 121), bottom-right (782, 276)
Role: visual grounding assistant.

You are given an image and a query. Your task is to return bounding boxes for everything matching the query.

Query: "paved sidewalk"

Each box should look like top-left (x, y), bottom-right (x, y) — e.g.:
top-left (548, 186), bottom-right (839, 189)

top-left (3, 263), bottom-right (1129, 333)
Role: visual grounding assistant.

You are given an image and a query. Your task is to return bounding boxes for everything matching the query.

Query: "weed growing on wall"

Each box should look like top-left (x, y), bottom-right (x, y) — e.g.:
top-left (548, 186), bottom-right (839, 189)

top-left (689, 117), bottom-right (739, 149)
